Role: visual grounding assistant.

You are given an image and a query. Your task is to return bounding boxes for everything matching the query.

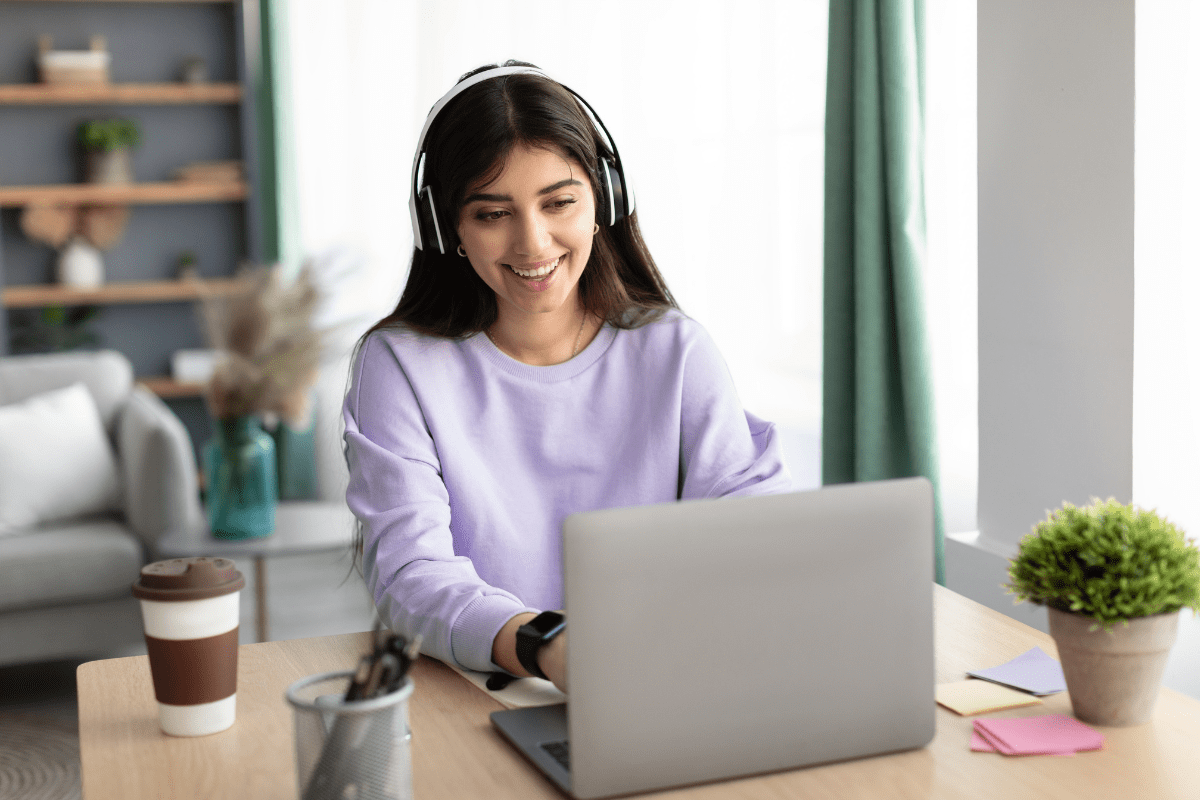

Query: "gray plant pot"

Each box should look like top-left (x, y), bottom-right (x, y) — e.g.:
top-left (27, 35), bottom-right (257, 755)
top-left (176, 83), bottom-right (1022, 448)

top-left (1048, 606), bottom-right (1179, 726)
top-left (86, 147), bottom-right (133, 184)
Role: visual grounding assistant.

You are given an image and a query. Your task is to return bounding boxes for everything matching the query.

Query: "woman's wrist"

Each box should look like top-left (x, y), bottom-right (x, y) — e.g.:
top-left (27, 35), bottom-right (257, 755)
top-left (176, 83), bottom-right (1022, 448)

top-left (492, 612), bottom-right (538, 676)
top-left (537, 631), bottom-right (568, 693)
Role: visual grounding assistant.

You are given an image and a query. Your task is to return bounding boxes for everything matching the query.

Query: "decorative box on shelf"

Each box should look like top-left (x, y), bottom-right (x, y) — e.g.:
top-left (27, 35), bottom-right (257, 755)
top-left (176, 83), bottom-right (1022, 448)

top-left (38, 36), bottom-right (111, 86)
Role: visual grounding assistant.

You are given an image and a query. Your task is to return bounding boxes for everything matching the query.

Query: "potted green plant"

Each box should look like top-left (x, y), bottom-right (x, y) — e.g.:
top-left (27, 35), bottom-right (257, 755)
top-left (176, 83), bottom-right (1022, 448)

top-left (77, 118), bottom-right (141, 184)
top-left (1007, 498), bottom-right (1200, 725)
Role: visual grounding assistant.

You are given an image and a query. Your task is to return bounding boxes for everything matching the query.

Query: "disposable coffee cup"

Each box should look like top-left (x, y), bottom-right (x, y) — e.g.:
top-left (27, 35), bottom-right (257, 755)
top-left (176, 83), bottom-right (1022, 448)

top-left (131, 557), bottom-right (245, 736)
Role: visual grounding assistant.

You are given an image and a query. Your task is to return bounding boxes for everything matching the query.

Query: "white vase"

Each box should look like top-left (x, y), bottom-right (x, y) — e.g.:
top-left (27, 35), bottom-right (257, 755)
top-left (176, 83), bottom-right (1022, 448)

top-left (57, 237), bottom-right (105, 288)
top-left (1048, 606), bottom-right (1180, 726)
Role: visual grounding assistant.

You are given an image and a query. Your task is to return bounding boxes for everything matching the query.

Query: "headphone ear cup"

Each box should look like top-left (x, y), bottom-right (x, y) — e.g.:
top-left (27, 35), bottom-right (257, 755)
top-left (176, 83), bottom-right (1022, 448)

top-left (416, 186), bottom-right (435, 251)
top-left (418, 185), bottom-right (457, 254)
top-left (598, 157), bottom-right (627, 226)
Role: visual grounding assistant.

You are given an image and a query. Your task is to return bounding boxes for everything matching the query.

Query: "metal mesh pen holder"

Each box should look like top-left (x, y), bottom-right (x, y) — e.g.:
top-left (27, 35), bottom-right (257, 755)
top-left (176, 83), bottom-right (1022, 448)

top-left (287, 670), bottom-right (415, 800)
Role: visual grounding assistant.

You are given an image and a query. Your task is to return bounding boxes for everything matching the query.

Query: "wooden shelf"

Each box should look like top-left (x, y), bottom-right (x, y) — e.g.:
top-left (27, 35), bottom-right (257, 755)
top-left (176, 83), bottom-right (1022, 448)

top-left (2, 277), bottom-right (248, 308)
top-left (0, 180), bottom-right (247, 207)
top-left (3, 1), bottom-right (234, 4)
top-left (138, 376), bottom-right (205, 399)
top-left (0, 82), bottom-right (242, 105)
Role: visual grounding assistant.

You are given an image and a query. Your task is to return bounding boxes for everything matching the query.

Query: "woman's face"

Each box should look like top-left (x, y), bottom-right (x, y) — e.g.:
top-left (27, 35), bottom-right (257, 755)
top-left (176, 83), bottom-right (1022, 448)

top-left (456, 144), bottom-right (597, 324)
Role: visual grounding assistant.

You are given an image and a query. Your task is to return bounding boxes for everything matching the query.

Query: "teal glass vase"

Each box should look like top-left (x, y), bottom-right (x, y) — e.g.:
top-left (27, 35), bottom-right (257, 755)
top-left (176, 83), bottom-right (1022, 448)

top-left (204, 416), bottom-right (278, 540)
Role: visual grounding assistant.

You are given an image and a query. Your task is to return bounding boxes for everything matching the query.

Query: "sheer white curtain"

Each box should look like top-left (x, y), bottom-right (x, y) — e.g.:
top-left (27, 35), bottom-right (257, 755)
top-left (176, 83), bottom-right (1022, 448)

top-left (1135, 0), bottom-right (1200, 539)
top-left (287, 0), bottom-right (828, 487)
top-left (924, 0), bottom-right (978, 534)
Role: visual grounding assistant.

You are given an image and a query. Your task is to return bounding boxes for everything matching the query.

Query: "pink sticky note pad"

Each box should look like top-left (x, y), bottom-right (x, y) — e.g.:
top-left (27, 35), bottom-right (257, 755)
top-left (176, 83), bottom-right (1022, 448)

top-left (975, 715), bottom-right (1104, 756)
top-left (971, 722), bottom-right (1072, 755)
top-left (970, 729), bottom-right (998, 752)
top-left (971, 726), bottom-right (1077, 756)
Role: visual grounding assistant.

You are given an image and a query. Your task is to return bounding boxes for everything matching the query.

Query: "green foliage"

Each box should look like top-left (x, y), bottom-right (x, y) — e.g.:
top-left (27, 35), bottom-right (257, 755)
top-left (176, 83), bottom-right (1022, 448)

top-left (9, 305), bottom-right (102, 353)
top-left (77, 118), bottom-right (141, 152)
top-left (1007, 498), bottom-right (1200, 629)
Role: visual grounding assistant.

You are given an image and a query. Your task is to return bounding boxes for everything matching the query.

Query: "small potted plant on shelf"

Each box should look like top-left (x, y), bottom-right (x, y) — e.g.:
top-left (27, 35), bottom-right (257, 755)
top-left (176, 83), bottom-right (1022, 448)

top-left (1006, 498), bottom-right (1200, 726)
top-left (77, 117), bottom-right (141, 184)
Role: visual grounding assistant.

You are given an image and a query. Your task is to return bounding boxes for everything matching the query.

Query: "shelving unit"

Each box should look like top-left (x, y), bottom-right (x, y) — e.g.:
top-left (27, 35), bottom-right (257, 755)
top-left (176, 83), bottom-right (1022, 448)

top-left (0, 82), bottom-right (241, 104)
top-left (136, 375), bottom-right (203, 398)
top-left (2, 276), bottom-right (248, 308)
top-left (13, 0), bottom-right (234, 4)
top-left (0, 181), bottom-right (248, 207)
top-left (0, 0), bottom-right (264, 448)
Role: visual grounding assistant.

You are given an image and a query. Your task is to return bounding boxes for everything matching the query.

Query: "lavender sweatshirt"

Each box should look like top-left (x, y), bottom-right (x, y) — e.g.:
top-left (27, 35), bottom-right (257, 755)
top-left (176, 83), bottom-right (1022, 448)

top-left (343, 310), bottom-right (792, 672)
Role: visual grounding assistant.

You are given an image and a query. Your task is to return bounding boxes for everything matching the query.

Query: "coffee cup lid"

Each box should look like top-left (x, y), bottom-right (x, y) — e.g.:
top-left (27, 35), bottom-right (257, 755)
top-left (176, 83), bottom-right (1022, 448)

top-left (132, 557), bottom-right (245, 602)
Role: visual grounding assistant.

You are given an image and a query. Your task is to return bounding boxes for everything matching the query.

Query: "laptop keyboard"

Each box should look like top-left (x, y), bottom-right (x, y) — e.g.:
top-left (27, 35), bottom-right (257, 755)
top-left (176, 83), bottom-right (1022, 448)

top-left (540, 740), bottom-right (570, 771)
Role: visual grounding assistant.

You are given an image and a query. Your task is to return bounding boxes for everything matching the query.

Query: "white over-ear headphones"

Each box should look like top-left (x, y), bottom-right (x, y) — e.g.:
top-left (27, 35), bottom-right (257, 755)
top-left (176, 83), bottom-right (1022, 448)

top-left (408, 65), bottom-right (635, 254)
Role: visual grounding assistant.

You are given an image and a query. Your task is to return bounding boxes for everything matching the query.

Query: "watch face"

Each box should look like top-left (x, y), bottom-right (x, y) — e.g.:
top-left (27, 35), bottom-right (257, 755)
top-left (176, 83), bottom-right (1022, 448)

top-left (528, 611), bottom-right (565, 636)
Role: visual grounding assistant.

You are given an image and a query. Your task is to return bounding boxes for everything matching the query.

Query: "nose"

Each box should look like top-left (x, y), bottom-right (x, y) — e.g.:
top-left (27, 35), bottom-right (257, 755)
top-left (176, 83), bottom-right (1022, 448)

top-left (513, 211), bottom-right (552, 257)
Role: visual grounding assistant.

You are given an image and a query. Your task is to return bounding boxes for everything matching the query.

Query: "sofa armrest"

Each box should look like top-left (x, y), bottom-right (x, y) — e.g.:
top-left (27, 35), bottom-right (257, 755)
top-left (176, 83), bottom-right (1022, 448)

top-left (116, 386), bottom-right (204, 548)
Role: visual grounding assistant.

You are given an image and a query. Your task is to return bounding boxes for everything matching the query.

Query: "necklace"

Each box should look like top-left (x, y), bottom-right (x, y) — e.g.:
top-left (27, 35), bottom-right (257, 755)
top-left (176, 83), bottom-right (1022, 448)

top-left (571, 311), bottom-right (588, 357)
top-left (486, 311), bottom-right (589, 358)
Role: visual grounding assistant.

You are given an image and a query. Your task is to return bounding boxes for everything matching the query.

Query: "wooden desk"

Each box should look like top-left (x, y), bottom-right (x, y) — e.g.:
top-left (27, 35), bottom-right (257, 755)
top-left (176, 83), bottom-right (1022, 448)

top-left (77, 586), bottom-right (1200, 799)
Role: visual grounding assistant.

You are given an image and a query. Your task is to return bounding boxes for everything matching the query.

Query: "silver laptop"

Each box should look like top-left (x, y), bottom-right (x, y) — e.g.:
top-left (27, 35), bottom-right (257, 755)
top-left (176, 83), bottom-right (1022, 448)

top-left (491, 477), bottom-right (936, 799)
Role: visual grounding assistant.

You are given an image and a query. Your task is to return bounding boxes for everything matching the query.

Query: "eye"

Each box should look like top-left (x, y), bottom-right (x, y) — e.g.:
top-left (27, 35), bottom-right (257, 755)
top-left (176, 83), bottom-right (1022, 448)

top-left (474, 209), bottom-right (508, 222)
top-left (548, 198), bottom-right (577, 211)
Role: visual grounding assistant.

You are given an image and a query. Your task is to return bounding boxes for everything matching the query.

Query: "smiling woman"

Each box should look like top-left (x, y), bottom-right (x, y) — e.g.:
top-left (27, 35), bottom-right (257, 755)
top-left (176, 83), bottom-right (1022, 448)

top-left (457, 146), bottom-right (598, 365)
top-left (341, 63), bottom-right (794, 693)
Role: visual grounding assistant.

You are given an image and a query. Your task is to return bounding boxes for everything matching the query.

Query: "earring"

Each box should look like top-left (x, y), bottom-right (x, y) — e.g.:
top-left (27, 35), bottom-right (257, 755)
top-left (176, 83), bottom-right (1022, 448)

top-left (593, 224), bottom-right (599, 235)
top-left (457, 244), bottom-right (467, 257)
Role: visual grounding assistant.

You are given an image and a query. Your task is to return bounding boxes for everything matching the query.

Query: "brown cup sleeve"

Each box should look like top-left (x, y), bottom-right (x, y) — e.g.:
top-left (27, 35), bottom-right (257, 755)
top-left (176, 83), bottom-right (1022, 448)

top-left (144, 629), bottom-right (239, 706)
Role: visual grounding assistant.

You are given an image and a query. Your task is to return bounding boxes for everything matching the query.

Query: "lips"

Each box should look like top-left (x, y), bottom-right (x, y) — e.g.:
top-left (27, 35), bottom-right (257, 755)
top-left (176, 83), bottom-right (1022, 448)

top-left (506, 256), bottom-right (562, 279)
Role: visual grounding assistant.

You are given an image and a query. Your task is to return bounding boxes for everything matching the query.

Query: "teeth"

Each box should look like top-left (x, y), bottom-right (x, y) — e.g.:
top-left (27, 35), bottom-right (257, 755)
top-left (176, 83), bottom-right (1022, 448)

top-left (509, 257), bottom-right (560, 278)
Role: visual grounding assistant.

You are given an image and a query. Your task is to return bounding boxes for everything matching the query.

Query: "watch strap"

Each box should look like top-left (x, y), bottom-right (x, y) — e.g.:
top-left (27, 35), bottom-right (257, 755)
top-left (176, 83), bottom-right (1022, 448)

top-left (515, 631), bottom-right (548, 680)
top-left (515, 611), bottom-right (564, 680)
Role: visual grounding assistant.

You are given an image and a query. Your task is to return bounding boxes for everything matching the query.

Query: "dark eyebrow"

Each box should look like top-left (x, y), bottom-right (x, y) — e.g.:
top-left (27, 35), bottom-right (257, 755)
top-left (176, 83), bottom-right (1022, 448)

top-left (463, 178), bottom-right (582, 205)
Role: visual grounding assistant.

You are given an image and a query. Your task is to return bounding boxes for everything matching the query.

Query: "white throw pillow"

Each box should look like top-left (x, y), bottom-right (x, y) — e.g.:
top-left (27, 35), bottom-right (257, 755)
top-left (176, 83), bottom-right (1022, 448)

top-left (0, 382), bottom-right (122, 535)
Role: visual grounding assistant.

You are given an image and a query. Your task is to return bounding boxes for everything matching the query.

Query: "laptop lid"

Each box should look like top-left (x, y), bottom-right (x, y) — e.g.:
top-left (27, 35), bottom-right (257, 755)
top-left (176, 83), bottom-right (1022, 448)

top-left (561, 477), bottom-right (936, 799)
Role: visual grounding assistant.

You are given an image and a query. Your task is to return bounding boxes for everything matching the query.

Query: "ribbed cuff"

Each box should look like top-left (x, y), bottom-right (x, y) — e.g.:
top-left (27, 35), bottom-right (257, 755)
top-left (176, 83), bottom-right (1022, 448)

top-left (451, 594), bottom-right (538, 673)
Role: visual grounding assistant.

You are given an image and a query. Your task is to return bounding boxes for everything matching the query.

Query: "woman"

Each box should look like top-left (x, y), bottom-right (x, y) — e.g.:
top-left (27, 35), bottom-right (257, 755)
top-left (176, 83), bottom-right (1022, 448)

top-left (343, 61), bottom-right (792, 692)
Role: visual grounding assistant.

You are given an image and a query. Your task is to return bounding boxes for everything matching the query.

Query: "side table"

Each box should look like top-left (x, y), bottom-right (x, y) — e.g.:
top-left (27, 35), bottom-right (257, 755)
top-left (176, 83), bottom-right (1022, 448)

top-left (153, 500), bottom-right (358, 643)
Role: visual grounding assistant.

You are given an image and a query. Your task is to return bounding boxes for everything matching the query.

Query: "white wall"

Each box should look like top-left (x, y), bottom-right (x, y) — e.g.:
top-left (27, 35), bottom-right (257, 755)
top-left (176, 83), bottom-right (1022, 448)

top-left (962, 0), bottom-right (1200, 701)
top-left (977, 0), bottom-right (1134, 554)
top-left (954, 0), bottom-right (1136, 627)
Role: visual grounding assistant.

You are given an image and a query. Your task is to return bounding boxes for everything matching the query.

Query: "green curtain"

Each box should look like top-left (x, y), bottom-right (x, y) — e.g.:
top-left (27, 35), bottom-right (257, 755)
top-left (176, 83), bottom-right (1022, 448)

top-left (255, 0), bottom-right (301, 277)
top-left (822, 0), bottom-right (945, 585)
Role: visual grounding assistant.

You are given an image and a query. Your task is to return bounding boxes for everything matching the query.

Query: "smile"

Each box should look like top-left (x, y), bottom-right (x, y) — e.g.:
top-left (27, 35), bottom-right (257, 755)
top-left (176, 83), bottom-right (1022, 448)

top-left (506, 257), bottom-right (561, 279)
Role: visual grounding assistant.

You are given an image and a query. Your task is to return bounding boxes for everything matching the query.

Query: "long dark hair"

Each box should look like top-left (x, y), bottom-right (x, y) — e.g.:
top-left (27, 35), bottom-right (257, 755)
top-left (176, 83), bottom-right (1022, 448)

top-left (367, 60), bottom-right (677, 339)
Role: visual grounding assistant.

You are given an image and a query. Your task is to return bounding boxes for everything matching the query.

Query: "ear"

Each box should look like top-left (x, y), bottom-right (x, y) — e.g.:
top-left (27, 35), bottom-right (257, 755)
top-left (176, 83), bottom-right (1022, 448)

top-left (20, 202), bottom-right (76, 248)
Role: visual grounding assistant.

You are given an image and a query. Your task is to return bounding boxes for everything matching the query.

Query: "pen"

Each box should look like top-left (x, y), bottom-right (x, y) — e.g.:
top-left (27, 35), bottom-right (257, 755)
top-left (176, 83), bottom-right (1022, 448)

top-left (487, 672), bottom-right (518, 691)
top-left (345, 629), bottom-right (422, 701)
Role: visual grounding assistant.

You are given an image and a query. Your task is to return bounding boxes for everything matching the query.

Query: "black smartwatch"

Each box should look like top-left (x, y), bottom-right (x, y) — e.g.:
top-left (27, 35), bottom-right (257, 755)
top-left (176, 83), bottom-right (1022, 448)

top-left (515, 611), bottom-right (566, 680)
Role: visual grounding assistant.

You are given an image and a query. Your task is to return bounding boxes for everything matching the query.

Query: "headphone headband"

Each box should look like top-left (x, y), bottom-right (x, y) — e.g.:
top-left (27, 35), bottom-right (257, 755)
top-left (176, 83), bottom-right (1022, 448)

top-left (409, 65), bottom-right (633, 252)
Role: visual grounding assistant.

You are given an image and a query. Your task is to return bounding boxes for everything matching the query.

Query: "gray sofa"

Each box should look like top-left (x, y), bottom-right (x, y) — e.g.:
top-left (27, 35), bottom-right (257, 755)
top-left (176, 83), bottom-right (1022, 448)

top-left (0, 349), bottom-right (202, 667)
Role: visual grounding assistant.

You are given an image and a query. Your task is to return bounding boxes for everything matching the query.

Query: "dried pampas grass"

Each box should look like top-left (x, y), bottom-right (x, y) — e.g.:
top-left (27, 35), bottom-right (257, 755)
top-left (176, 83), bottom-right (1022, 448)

top-left (202, 264), bottom-right (321, 425)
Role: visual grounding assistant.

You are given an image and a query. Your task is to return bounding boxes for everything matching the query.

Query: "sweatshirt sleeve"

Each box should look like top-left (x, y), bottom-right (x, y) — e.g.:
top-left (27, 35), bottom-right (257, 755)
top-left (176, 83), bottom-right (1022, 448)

top-left (342, 334), bottom-right (536, 672)
top-left (676, 323), bottom-right (794, 500)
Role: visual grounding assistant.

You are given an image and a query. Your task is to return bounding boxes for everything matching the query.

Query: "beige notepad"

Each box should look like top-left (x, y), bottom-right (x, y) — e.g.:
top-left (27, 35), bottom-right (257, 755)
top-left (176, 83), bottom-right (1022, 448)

top-left (936, 679), bottom-right (1044, 716)
top-left (448, 663), bottom-right (566, 709)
